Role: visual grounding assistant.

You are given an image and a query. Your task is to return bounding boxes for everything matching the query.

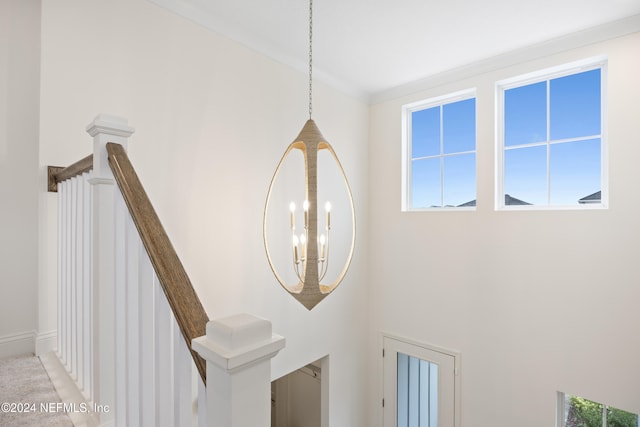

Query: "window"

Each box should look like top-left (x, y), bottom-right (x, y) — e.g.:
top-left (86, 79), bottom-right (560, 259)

top-left (383, 336), bottom-right (461, 427)
top-left (557, 392), bottom-right (639, 427)
top-left (396, 353), bottom-right (438, 427)
top-left (402, 91), bottom-right (476, 210)
top-left (496, 58), bottom-right (607, 208)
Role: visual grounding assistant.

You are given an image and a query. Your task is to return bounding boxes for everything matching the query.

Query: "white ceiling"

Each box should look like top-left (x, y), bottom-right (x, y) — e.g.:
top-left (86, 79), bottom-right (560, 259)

top-left (149, 0), bottom-right (640, 101)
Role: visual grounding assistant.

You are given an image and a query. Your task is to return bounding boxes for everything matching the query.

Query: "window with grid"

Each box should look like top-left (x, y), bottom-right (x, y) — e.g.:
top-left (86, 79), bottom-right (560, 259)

top-left (497, 58), bottom-right (606, 208)
top-left (403, 91), bottom-right (476, 210)
top-left (558, 392), bottom-right (639, 427)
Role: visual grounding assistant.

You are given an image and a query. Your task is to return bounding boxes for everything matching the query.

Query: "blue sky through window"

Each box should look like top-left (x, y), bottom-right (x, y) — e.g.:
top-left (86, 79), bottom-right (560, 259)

top-left (410, 97), bottom-right (476, 208)
top-left (502, 67), bottom-right (602, 206)
top-left (505, 81), bottom-right (547, 146)
top-left (550, 70), bottom-right (601, 140)
top-left (406, 63), bottom-right (602, 210)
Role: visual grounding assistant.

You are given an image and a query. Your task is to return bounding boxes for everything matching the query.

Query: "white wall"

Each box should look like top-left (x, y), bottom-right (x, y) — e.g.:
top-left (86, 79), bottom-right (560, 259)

top-left (0, 0), bottom-right (40, 357)
top-left (39, 0), bottom-right (371, 425)
top-left (369, 32), bottom-right (640, 426)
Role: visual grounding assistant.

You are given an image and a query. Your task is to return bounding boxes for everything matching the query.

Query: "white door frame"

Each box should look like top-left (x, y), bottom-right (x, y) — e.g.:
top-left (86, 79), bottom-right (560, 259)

top-left (382, 334), bottom-right (461, 427)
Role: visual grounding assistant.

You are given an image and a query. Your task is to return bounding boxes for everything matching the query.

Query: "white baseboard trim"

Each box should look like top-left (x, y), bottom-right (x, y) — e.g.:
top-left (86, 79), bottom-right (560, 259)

top-left (40, 352), bottom-right (99, 427)
top-left (0, 330), bottom-right (35, 358)
top-left (35, 330), bottom-right (57, 356)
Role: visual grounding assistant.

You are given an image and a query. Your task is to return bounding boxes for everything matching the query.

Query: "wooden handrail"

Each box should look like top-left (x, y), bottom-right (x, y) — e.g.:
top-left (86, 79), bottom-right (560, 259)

top-left (47, 155), bottom-right (94, 192)
top-left (106, 142), bottom-right (209, 384)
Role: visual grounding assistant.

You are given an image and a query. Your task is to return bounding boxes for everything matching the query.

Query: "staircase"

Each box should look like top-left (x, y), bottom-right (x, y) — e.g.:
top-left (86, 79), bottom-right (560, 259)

top-left (47, 115), bottom-right (285, 427)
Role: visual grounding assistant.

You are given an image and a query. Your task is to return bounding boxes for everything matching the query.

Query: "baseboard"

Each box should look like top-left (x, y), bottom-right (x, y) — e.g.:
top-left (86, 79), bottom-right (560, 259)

top-left (35, 330), bottom-right (57, 356)
top-left (0, 331), bottom-right (35, 359)
top-left (40, 352), bottom-right (100, 427)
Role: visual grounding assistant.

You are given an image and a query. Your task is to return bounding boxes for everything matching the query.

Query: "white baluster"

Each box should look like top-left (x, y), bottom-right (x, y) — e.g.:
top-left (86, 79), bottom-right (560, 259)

top-left (118, 211), bottom-right (144, 426)
top-left (73, 175), bottom-right (82, 386)
top-left (58, 181), bottom-right (66, 365)
top-left (70, 176), bottom-right (78, 380)
top-left (173, 320), bottom-right (194, 426)
top-left (126, 213), bottom-right (141, 426)
top-left (64, 179), bottom-right (72, 370)
top-left (155, 276), bottom-right (174, 427)
top-left (76, 174), bottom-right (84, 392)
top-left (139, 252), bottom-right (156, 427)
top-left (82, 171), bottom-right (93, 401)
top-left (114, 190), bottom-right (127, 426)
top-left (197, 375), bottom-right (206, 427)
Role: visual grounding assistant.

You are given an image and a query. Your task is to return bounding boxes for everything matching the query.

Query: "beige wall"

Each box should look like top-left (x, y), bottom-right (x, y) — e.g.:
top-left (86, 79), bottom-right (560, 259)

top-left (369, 32), bottom-right (640, 426)
top-left (0, 0), bottom-right (40, 356)
top-left (39, 0), bottom-right (371, 424)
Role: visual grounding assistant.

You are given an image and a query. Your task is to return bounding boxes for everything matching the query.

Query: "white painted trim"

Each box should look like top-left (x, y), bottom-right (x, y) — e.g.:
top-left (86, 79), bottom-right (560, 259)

top-left (319, 355), bottom-right (330, 427)
top-left (0, 330), bottom-right (36, 358)
top-left (494, 57), bottom-right (608, 211)
top-left (403, 89), bottom-right (477, 113)
top-left (40, 351), bottom-right (100, 427)
top-left (372, 14), bottom-right (640, 104)
top-left (85, 114), bottom-right (135, 138)
top-left (382, 332), bottom-right (461, 365)
top-left (35, 330), bottom-right (57, 356)
top-left (192, 333), bottom-right (285, 374)
top-left (381, 332), bottom-right (462, 427)
top-left (495, 55), bottom-right (607, 89)
top-left (401, 89), bottom-right (477, 212)
top-left (193, 314), bottom-right (285, 427)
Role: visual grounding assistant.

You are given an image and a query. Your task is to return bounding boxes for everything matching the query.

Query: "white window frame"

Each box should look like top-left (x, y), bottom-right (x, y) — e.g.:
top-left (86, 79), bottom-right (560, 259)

top-left (556, 391), bottom-right (640, 427)
top-left (382, 334), bottom-right (461, 427)
top-left (402, 89), bottom-right (477, 211)
top-left (495, 56), bottom-right (608, 210)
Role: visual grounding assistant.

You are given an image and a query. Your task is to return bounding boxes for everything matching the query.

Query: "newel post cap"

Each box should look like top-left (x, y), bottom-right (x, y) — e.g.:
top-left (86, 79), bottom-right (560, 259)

top-left (87, 114), bottom-right (135, 182)
top-left (86, 114), bottom-right (135, 138)
top-left (192, 313), bottom-right (285, 373)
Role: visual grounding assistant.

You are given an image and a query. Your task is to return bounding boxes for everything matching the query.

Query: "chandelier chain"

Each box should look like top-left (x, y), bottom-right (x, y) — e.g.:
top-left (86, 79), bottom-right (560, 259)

top-left (308, 0), bottom-right (313, 119)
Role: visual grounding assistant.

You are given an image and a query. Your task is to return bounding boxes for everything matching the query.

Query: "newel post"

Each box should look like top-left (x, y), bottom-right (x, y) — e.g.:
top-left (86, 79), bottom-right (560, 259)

top-left (87, 114), bottom-right (134, 424)
top-left (192, 314), bottom-right (286, 427)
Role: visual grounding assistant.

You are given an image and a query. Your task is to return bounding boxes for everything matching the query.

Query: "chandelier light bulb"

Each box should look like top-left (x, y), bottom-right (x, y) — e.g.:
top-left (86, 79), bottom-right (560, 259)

top-left (290, 202), bottom-right (296, 229)
top-left (319, 233), bottom-right (326, 260)
top-left (292, 235), bottom-right (300, 264)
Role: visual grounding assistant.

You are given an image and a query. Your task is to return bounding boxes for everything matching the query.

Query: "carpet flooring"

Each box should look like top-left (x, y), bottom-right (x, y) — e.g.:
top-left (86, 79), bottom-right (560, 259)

top-left (0, 354), bottom-right (73, 427)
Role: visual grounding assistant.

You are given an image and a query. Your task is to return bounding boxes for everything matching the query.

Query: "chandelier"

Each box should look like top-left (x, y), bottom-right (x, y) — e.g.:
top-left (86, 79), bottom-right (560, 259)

top-left (263, 0), bottom-right (355, 310)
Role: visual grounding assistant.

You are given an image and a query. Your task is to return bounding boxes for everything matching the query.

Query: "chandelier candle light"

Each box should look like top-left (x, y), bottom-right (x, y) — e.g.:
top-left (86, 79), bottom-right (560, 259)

top-left (263, 0), bottom-right (355, 310)
top-left (290, 173), bottom-right (331, 283)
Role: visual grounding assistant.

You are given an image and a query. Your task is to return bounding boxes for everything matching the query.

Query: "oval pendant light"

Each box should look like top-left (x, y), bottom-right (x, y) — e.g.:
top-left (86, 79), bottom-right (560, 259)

top-left (264, 118), bottom-right (355, 310)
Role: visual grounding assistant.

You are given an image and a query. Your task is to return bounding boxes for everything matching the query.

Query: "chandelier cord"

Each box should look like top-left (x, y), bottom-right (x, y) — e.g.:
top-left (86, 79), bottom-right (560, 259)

top-left (308, 0), bottom-right (313, 119)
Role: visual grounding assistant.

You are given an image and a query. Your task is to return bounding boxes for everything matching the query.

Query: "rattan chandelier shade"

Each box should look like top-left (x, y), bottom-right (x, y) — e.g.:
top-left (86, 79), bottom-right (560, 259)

top-left (263, 119), bottom-right (355, 310)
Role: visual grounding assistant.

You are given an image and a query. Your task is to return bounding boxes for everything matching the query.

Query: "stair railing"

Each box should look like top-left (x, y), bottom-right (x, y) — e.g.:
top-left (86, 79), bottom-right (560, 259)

top-left (49, 114), bottom-right (284, 427)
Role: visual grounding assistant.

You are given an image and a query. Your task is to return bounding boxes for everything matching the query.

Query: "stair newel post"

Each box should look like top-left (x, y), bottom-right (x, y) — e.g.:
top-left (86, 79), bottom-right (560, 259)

top-left (86, 114), bottom-right (135, 424)
top-left (192, 314), bottom-right (286, 427)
